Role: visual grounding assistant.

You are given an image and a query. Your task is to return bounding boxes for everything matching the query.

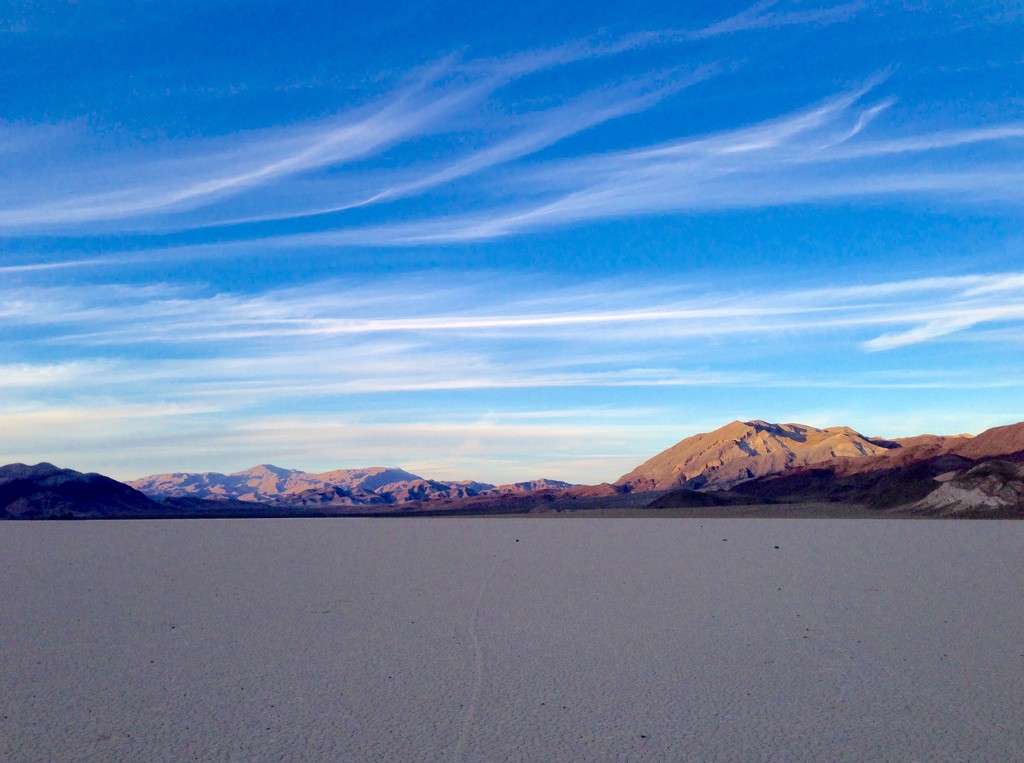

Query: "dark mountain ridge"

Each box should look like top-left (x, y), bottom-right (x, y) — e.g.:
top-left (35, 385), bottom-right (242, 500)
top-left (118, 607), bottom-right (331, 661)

top-left (0, 463), bottom-right (162, 519)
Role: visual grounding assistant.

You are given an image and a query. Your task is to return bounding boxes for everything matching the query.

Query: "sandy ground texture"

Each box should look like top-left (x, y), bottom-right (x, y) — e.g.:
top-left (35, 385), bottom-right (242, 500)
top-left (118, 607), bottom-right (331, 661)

top-left (1, 519), bottom-right (1022, 762)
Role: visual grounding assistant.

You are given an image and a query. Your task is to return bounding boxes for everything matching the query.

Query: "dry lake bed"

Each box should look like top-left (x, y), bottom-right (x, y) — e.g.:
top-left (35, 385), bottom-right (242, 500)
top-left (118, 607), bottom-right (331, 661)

top-left (1, 518), bottom-right (1022, 762)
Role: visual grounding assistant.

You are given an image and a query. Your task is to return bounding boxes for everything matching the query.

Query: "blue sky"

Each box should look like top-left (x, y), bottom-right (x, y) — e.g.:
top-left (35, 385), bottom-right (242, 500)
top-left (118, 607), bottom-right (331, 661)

top-left (2, 0), bottom-right (1023, 483)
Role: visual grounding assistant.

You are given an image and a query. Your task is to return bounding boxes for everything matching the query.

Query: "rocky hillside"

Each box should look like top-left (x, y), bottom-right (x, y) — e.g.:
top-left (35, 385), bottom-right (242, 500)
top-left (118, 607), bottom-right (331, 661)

top-left (720, 422), bottom-right (1024, 517)
top-left (616, 419), bottom-right (902, 492)
top-left (904, 460), bottom-right (1024, 517)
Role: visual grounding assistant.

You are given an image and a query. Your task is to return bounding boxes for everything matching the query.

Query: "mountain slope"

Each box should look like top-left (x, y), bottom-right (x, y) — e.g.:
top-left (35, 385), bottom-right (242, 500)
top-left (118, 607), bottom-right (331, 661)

top-left (951, 421), bottom-right (1024, 460)
top-left (1, 463), bottom-right (162, 519)
top-left (721, 421), bottom-right (1024, 515)
top-left (729, 453), bottom-right (974, 508)
top-left (616, 419), bottom-right (899, 492)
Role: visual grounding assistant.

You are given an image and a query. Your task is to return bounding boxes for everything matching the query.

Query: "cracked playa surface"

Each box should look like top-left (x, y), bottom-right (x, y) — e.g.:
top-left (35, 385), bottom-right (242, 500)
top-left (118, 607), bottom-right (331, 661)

top-left (1, 518), bottom-right (1022, 762)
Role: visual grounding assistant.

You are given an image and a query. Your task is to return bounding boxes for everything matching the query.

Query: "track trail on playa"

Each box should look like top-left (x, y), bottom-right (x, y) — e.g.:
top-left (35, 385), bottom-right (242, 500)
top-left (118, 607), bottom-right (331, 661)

top-left (452, 556), bottom-right (501, 763)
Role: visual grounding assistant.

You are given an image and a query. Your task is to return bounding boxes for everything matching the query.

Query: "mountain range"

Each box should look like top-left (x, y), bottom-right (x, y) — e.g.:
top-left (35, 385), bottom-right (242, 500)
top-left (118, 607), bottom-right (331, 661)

top-left (127, 465), bottom-right (574, 506)
top-left (3, 418), bottom-right (1023, 519)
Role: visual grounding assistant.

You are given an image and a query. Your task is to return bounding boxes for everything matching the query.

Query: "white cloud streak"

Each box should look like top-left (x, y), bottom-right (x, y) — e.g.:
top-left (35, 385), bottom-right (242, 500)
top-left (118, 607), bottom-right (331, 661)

top-left (5, 270), bottom-right (1023, 371)
top-left (284, 78), bottom-right (1024, 246)
top-left (3, 269), bottom-right (1021, 481)
top-left (1, 8), bottom-right (1016, 250)
top-left (0, 65), bottom-right (492, 227)
top-left (214, 66), bottom-right (720, 227)
top-left (0, 4), bottom-right (892, 239)
top-left (685, 0), bottom-right (863, 39)
top-left (0, 32), bottom-right (719, 232)
top-left (6, 18), bottom-right (1015, 250)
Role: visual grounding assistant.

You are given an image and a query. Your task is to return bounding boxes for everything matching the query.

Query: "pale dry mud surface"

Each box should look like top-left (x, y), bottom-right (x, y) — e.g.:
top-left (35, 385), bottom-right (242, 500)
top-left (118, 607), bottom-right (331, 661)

top-left (1, 519), bottom-right (1022, 762)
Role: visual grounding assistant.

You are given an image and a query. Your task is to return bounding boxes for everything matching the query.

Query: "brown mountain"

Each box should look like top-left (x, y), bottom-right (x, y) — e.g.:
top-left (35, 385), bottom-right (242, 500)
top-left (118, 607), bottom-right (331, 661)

top-left (616, 419), bottom-right (901, 492)
top-left (0, 463), bottom-right (161, 519)
top-left (951, 421), bottom-right (1024, 460)
top-left (721, 421), bottom-right (1024, 516)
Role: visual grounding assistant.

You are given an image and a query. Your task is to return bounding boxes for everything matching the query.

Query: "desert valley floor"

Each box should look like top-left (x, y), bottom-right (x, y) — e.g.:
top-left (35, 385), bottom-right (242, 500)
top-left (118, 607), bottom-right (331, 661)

top-left (2, 518), bottom-right (1022, 762)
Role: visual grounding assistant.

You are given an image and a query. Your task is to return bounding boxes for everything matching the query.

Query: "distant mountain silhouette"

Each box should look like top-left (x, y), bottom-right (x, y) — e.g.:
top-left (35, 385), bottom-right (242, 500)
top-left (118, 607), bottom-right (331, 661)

top-left (0, 463), bottom-right (161, 519)
top-left (129, 465), bottom-right (576, 507)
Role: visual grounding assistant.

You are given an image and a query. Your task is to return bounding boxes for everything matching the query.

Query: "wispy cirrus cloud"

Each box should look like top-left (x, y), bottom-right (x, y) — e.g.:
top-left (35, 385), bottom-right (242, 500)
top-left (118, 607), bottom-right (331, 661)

top-left (4, 269), bottom-right (1021, 481)
top-left (9, 5), bottom-right (1015, 251)
top-left (554, 1), bottom-right (863, 55)
top-left (0, 3), bottom-right (879, 240)
top-left (2, 4), bottom-right (1016, 251)
top-left (0, 33), bottom-right (715, 233)
top-left (0, 62), bottom-right (494, 228)
top-left (5, 269), bottom-right (1024, 358)
top-left (861, 308), bottom-right (1024, 351)
top-left (286, 77), bottom-right (1024, 246)
top-left (685, 0), bottom-right (863, 39)
top-left (219, 65), bottom-right (719, 227)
